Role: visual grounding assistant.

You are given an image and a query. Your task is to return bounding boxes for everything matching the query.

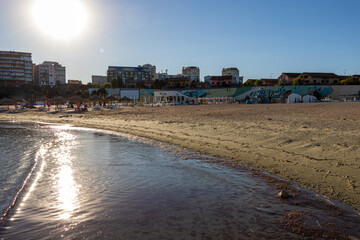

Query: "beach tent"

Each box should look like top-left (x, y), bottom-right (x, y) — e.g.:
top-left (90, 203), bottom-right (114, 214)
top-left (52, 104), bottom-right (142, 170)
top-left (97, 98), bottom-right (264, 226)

top-left (287, 93), bottom-right (302, 103)
top-left (303, 95), bottom-right (316, 103)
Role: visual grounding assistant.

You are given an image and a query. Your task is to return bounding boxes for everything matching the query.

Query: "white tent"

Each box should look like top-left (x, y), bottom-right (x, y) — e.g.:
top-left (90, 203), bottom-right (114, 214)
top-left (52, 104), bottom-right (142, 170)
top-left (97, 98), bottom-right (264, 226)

top-left (287, 93), bottom-right (302, 103)
top-left (303, 95), bottom-right (316, 103)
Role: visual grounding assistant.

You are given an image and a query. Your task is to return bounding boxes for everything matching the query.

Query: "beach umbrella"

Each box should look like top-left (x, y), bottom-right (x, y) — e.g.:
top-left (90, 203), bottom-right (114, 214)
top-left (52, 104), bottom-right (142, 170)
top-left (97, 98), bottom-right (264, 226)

top-left (50, 96), bottom-right (66, 103)
top-left (106, 95), bottom-right (116, 101)
top-left (69, 95), bottom-right (83, 102)
top-left (0, 97), bottom-right (12, 110)
top-left (106, 95), bottom-right (117, 105)
top-left (120, 96), bottom-right (131, 101)
top-left (50, 96), bottom-right (66, 109)
top-left (69, 96), bottom-right (83, 111)
top-left (89, 95), bottom-right (101, 101)
top-left (89, 95), bottom-right (102, 107)
top-left (12, 97), bottom-right (26, 108)
top-left (38, 96), bottom-right (49, 102)
top-left (37, 96), bottom-right (49, 107)
top-left (12, 96), bottom-right (26, 103)
top-left (0, 97), bottom-right (12, 105)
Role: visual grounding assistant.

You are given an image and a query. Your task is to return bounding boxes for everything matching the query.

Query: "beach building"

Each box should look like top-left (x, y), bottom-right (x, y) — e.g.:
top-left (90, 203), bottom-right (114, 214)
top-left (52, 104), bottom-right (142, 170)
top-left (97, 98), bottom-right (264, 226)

top-left (303, 95), bottom-right (316, 103)
top-left (278, 73), bottom-right (301, 85)
top-left (288, 93), bottom-right (302, 103)
top-left (154, 90), bottom-right (190, 104)
top-left (107, 65), bottom-right (152, 88)
top-left (68, 80), bottom-right (82, 85)
top-left (298, 73), bottom-right (340, 85)
top-left (0, 50), bottom-right (33, 87)
top-left (222, 67), bottom-right (243, 84)
top-left (260, 78), bottom-right (279, 86)
top-left (156, 72), bottom-right (197, 88)
top-left (204, 75), bottom-right (233, 88)
top-left (167, 77), bottom-right (191, 88)
top-left (92, 75), bottom-right (107, 86)
top-left (33, 61), bottom-right (66, 86)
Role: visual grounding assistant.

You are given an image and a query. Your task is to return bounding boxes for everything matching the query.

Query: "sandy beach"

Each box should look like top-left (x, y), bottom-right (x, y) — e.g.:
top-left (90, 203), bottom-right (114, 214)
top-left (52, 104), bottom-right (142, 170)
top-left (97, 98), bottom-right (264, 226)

top-left (1, 102), bottom-right (359, 210)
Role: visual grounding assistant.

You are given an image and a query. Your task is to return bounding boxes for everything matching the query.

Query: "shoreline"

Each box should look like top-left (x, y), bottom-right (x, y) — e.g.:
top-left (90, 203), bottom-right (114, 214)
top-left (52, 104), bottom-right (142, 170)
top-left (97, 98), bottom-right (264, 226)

top-left (1, 102), bottom-right (360, 210)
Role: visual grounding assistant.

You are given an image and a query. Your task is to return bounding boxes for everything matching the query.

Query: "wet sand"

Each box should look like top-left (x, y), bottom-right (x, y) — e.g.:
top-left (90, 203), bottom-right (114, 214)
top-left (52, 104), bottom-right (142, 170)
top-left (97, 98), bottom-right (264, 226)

top-left (1, 102), bottom-right (360, 210)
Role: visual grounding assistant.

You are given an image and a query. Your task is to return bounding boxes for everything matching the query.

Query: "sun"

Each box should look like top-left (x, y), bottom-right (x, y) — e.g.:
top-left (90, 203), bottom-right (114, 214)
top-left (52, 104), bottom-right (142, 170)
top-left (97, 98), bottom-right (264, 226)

top-left (31, 0), bottom-right (88, 40)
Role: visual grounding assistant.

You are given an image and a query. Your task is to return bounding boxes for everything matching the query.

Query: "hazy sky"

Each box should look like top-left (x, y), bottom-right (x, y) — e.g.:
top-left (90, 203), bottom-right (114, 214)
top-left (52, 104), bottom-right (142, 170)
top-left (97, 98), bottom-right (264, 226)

top-left (1, 0), bottom-right (360, 83)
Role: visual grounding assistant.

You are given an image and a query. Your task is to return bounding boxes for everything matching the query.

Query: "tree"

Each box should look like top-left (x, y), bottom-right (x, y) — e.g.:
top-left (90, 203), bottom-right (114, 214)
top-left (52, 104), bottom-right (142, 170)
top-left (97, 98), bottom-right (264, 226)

top-left (97, 87), bottom-right (107, 98)
top-left (91, 90), bottom-right (98, 96)
top-left (77, 90), bottom-right (89, 98)
top-left (278, 81), bottom-right (285, 86)
top-left (153, 79), bottom-right (161, 89)
top-left (87, 82), bottom-right (97, 87)
top-left (340, 76), bottom-right (360, 85)
top-left (244, 80), bottom-right (254, 87)
top-left (254, 80), bottom-right (264, 86)
top-left (313, 89), bottom-right (321, 100)
top-left (190, 80), bottom-right (199, 88)
top-left (293, 76), bottom-right (301, 86)
top-left (102, 82), bottom-right (112, 88)
top-left (111, 78), bottom-right (117, 88)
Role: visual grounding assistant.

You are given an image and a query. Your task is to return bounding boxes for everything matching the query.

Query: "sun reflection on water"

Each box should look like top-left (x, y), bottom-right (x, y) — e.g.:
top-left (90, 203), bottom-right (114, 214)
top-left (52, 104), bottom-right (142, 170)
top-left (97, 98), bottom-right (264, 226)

top-left (58, 165), bottom-right (79, 219)
top-left (19, 128), bottom-right (81, 220)
top-left (53, 130), bottom-right (79, 220)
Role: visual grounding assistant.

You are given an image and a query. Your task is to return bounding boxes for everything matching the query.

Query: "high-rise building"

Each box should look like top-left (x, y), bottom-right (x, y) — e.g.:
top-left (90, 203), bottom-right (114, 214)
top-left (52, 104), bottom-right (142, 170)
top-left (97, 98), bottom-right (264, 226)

top-left (0, 51), bottom-right (33, 87)
top-left (182, 66), bottom-right (200, 81)
top-left (33, 61), bottom-right (66, 86)
top-left (107, 66), bottom-right (152, 88)
top-left (92, 75), bottom-right (108, 86)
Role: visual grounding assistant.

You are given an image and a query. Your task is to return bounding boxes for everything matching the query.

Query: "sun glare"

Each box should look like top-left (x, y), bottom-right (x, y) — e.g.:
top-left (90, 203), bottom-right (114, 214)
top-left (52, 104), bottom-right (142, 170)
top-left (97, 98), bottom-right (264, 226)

top-left (31, 0), bottom-right (88, 40)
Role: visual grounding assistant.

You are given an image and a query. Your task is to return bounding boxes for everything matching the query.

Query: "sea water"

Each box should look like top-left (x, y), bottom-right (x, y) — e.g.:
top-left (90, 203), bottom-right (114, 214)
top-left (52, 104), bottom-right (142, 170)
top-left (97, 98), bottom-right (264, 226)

top-left (0, 121), bottom-right (359, 239)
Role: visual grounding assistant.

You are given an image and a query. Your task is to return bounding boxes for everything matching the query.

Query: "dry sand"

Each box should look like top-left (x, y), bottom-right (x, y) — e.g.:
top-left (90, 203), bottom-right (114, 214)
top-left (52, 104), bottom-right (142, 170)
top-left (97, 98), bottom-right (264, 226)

top-left (1, 102), bottom-right (360, 210)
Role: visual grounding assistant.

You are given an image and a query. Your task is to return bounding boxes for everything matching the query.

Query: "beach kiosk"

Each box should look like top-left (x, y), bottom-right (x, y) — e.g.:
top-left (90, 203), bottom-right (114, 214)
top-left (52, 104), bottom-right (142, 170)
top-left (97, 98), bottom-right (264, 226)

top-left (154, 91), bottom-right (190, 105)
top-left (302, 95), bottom-right (316, 103)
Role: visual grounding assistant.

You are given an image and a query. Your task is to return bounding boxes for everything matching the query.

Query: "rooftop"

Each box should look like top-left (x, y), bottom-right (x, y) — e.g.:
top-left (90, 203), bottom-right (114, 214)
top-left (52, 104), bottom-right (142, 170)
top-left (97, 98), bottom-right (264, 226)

top-left (301, 72), bottom-right (339, 78)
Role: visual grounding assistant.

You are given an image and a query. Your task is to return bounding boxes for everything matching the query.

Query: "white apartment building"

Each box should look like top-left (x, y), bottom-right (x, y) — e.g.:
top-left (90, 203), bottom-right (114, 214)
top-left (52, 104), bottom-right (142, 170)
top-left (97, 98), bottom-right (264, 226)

top-left (34, 61), bottom-right (66, 86)
top-left (182, 66), bottom-right (200, 81)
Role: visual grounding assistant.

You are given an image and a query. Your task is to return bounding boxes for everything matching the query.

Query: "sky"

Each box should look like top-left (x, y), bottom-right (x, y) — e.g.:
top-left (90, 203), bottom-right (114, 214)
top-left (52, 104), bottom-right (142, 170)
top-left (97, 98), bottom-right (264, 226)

top-left (1, 0), bottom-right (360, 83)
